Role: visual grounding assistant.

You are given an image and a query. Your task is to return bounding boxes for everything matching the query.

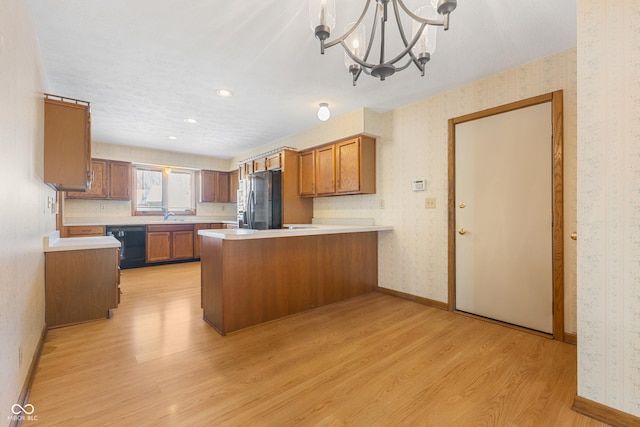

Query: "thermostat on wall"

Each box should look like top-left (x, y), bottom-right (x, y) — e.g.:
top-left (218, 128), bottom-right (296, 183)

top-left (411, 179), bottom-right (426, 191)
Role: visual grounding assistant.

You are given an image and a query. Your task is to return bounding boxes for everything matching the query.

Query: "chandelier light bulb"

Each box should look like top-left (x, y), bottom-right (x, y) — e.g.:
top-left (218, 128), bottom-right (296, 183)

top-left (317, 103), bottom-right (330, 121)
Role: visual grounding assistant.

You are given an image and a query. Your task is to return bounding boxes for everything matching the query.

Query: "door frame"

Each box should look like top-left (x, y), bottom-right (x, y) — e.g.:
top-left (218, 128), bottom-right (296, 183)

top-left (447, 91), bottom-right (565, 341)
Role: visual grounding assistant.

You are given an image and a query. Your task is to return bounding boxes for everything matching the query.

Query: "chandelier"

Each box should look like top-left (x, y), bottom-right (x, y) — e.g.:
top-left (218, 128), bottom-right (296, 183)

top-left (309, 0), bottom-right (457, 85)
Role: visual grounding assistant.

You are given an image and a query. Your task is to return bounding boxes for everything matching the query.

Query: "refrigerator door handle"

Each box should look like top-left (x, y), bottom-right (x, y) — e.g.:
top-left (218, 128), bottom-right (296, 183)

top-left (248, 189), bottom-right (255, 229)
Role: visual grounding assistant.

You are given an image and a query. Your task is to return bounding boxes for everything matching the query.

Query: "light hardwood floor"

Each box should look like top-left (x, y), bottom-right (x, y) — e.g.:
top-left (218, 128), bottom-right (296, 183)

top-left (28, 262), bottom-right (606, 426)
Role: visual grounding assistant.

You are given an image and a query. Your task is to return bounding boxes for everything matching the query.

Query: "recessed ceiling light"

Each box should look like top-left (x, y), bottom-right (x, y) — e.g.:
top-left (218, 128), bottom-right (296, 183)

top-left (168, 136), bottom-right (177, 140)
top-left (184, 118), bottom-right (198, 124)
top-left (216, 89), bottom-right (233, 97)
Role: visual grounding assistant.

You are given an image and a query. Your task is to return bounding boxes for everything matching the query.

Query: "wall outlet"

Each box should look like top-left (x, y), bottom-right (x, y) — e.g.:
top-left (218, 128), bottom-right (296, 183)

top-left (379, 199), bottom-right (385, 209)
top-left (425, 197), bottom-right (436, 209)
top-left (100, 204), bottom-right (105, 210)
top-left (221, 205), bottom-right (225, 211)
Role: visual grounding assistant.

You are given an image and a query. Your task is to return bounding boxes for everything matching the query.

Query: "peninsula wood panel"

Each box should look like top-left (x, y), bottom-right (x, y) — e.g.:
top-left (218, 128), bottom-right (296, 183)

top-left (201, 232), bottom-right (378, 335)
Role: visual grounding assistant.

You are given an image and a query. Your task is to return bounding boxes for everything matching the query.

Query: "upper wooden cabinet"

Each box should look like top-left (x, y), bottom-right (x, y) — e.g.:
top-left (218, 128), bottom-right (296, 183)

top-left (66, 159), bottom-right (132, 200)
top-left (66, 159), bottom-right (107, 199)
top-left (253, 158), bottom-right (267, 172)
top-left (336, 137), bottom-right (376, 194)
top-left (44, 95), bottom-right (91, 191)
top-left (108, 161), bottom-right (132, 200)
top-left (299, 135), bottom-right (376, 197)
top-left (229, 170), bottom-right (239, 203)
top-left (200, 170), bottom-right (230, 203)
top-left (299, 151), bottom-right (315, 196)
top-left (266, 153), bottom-right (282, 170)
top-left (315, 145), bottom-right (336, 195)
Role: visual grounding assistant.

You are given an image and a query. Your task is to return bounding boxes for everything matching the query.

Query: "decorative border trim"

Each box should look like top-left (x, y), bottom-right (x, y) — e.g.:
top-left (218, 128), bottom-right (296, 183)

top-left (377, 287), bottom-right (448, 311)
top-left (572, 396), bottom-right (640, 427)
top-left (9, 324), bottom-right (47, 427)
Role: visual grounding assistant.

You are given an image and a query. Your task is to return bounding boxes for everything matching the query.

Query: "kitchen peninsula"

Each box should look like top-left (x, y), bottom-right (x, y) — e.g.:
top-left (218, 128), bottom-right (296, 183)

top-left (199, 225), bottom-right (392, 335)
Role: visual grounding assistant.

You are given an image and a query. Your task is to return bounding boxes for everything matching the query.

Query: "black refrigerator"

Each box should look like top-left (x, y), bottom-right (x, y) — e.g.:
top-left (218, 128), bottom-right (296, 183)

top-left (244, 170), bottom-right (282, 230)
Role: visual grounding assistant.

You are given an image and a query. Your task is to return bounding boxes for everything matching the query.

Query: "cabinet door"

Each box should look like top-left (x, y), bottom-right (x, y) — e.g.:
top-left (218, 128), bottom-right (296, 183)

top-left (253, 158), bottom-right (267, 172)
top-left (299, 151), bottom-right (315, 196)
top-left (229, 170), bottom-right (239, 203)
top-left (336, 138), bottom-right (361, 193)
top-left (44, 97), bottom-right (91, 191)
top-left (67, 225), bottom-right (106, 237)
top-left (109, 161), bottom-right (132, 200)
top-left (266, 153), bottom-right (282, 170)
top-left (172, 231), bottom-right (194, 259)
top-left (66, 159), bottom-right (107, 199)
top-left (216, 172), bottom-right (230, 202)
top-left (146, 232), bottom-right (171, 262)
top-left (315, 145), bottom-right (336, 195)
top-left (200, 170), bottom-right (216, 203)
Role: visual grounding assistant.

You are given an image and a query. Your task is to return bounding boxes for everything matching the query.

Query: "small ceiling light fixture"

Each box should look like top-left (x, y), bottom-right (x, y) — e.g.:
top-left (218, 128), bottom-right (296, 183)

top-left (317, 103), bottom-right (331, 121)
top-left (216, 89), bottom-right (233, 97)
top-left (168, 136), bottom-right (177, 140)
top-left (309, 0), bottom-right (457, 86)
top-left (184, 118), bottom-right (198, 124)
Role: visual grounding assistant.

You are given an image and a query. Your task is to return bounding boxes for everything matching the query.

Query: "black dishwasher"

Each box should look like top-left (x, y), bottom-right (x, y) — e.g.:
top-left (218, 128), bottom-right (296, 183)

top-left (106, 225), bottom-right (146, 269)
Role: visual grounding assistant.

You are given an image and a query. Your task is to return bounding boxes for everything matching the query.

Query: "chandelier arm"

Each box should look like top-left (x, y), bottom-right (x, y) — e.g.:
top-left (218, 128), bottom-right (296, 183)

top-left (395, 58), bottom-right (416, 72)
top-left (383, 22), bottom-right (428, 66)
top-left (323, 0), bottom-right (372, 50)
top-left (379, 2), bottom-right (386, 64)
top-left (361, 1), bottom-right (381, 63)
top-left (390, 0), bottom-right (425, 71)
top-left (396, 0), bottom-right (449, 27)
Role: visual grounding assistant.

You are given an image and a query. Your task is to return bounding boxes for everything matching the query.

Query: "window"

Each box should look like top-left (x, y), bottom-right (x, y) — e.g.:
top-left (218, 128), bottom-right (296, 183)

top-left (134, 165), bottom-right (196, 215)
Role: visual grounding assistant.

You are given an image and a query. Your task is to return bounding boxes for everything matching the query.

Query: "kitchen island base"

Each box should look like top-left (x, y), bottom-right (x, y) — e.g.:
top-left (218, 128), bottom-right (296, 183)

top-left (201, 231), bottom-right (378, 335)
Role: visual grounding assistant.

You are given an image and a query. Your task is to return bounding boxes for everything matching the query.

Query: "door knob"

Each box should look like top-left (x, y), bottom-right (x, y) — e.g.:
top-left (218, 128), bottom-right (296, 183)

top-left (458, 228), bottom-right (468, 235)
top-left (570, 232), bottom-right (577, 241)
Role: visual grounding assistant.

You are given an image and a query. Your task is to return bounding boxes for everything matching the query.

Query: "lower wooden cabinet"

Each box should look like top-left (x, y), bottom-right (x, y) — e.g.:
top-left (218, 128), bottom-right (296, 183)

top-left (146, 231), bottom-right (171, 262)
top-left (172, 230), bottom-right (194, 260)
top-left (45, 247), bottom-right (119, 328)
top-left (146, 224), bottom-right (194, 263)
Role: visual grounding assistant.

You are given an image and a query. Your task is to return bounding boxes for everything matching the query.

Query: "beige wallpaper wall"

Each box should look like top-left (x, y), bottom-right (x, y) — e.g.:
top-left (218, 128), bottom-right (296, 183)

top-left (576, 0), bottom-right (640, 417)
top-left (0, 0), bottom-right (57, 420)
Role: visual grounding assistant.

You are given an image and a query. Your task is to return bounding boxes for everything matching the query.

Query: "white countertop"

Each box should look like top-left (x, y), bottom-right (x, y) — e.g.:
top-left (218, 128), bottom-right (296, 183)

top-left (44, 231), bottom-right (121, 252)
top-left (198, 224), bottom-right (393, 240)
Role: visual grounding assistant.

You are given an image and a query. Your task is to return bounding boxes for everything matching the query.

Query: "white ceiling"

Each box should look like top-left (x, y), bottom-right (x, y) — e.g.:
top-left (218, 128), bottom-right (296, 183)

top-left (27, 1), bottom-right (576, 159)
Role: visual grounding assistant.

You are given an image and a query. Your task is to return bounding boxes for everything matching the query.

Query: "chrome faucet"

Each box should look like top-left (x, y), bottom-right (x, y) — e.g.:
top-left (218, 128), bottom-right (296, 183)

top-left (163, 210), bottom-right (175, 220)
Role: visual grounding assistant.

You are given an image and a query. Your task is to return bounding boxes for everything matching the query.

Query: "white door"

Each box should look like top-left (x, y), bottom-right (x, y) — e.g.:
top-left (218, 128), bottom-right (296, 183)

top-left (455, 102), bottom-right (553, 333)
